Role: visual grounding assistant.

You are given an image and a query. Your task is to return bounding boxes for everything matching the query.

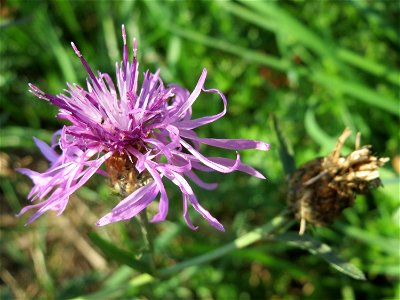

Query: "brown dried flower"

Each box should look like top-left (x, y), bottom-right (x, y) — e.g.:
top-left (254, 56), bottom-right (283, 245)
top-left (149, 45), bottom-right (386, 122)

top-left (287, 128), bottom-right (389, 234)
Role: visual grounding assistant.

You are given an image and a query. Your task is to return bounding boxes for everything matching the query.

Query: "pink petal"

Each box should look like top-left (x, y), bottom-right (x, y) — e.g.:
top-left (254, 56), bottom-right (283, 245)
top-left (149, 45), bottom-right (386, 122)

top-left (97, 182), bottom-right (159, 226)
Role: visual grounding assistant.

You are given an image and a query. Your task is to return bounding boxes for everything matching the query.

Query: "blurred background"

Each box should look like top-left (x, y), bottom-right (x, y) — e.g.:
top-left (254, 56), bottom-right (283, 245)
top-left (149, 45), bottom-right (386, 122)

top-left (0, 1), bottom-right (399, 299)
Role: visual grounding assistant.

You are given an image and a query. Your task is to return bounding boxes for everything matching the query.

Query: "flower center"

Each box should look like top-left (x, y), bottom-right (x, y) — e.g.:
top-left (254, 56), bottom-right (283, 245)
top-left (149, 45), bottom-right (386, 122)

top-left (105, 151), bottom-right (152, 197)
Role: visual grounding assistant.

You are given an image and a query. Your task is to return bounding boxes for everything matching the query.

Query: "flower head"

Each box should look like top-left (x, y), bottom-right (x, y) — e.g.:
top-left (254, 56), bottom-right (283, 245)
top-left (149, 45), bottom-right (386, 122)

top-left (287, 128), bottom-right (389, 234)
top-left (19, 25), bottom-right (269, 231)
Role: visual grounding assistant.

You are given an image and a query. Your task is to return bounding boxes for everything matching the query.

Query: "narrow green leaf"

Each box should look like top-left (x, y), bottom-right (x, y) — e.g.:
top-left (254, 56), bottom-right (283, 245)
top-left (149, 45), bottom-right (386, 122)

top-left (51, 0), bottom-right (85, 41)
top-left (56, 272), bottom-right (104, 300)
top-left (103, 266), bottom-right (134, 288)
top-left (337, 49), bottom-right (400, 87)
top-left (102, 16), bottom-right (119, 65)
top-left (312, 72), bottom-right (399, 116)
top-left (271, 114), bottom-right (296, 176)
top-left (341, 284), bottom-right (356, 300)
top-left (74, 211), bottom-right (292, 299)
top-left (237, 1), bottom-right (399, 86)
top-left (159, 211), bottom-right (291, 277)
top-left (169, 25), bottom-right (290, 71)
top-left (276, 232), bottom-right (367, 280)
top-left (217, 1), bottom-right (278, 35)
top-left (171, 24), bottom-right (397, 118)
top-left (338, 225), bottom-right (400, 256)
top-left (88, 232), bottom-right (149, 274)
top-left (0, 178), bottom-right (21, 212)
top-left (237, 1), bottom-right (331, 57)
top-left (231, 247), bottom-right (308, 278)
top-left (0, 126), bottom-right (53, 149)
top-left (304, 109), bottom-right (340, 153)
top-left (35, 9), bottom-right (78, 84)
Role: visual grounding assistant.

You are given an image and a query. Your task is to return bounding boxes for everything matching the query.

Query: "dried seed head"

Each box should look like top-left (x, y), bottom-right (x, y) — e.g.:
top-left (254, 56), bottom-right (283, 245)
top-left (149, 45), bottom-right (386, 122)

top-left (287, 128), bottom-right (389, 234)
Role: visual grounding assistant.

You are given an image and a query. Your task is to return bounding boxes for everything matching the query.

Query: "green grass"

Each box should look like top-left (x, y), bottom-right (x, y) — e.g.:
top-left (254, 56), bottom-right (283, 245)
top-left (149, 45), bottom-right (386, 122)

top-left (1, 1), bottom-right (399, 299)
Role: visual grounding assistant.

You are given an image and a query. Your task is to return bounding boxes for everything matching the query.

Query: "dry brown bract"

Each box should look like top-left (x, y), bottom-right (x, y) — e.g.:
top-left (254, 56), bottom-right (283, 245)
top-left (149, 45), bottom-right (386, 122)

top-left (287, 128), bottom-right (389, 235)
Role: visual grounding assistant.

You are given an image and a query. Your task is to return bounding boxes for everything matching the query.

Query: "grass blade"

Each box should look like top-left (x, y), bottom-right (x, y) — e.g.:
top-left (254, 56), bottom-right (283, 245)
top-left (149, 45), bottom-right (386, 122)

top-left (88, 233), bottom-right (149, 274)
top-left (169, 25), bottom-right (290, 71)
top-left (271, 114), bottom-right (296, 176)
top-left (276, 232), bottom-right (366, 280)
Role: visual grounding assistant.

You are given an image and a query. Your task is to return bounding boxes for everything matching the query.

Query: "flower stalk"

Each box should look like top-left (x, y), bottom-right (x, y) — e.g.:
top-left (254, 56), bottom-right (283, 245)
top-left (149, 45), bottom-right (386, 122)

top-left (137, 210), bottom-right (156, 274)
top-left (73, 210), bottom-right (292, 300)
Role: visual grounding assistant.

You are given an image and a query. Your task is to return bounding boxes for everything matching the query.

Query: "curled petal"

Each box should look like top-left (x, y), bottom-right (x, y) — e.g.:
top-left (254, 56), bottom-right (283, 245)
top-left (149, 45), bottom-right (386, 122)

top-left (126, 146), bottom-right (147, 172)
top-left (18, 150), bottom-right (112, 224)
top-left (185, 171), bottom-right (218, 190)
top-left (180, 139), bottom-right (241, 173)
top-left (33, 137), bottom-right (60, 163)
top-left (174, 87), bottom-right (228, 130)
top-left (145, 162), bottom-right (170, 223)
top-left (181, 130), bottom-right (270, 151)
top-left (189, 156), bottom-right (266, 179)
top-left (183, 195), bottom-right (198, 230)
top-left (167, 171), bottom-right (225, 231)
top-left (143, 137), bottom-right (172, 160)
top-left (97, 182), bottom-right (159, 226)
top-left (169, 68), bottom-right (207, 121)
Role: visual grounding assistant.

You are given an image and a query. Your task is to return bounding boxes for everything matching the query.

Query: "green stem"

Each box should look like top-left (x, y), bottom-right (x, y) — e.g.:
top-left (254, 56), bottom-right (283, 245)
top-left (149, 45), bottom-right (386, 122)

top-left (132, 209), bottom-right (291, 283)
top-left (137, 210), bottom-right (156, 274)
top-left (161, 210), bottom-right (290, 276)
top-left (75, 210), bottom-right (292, 300)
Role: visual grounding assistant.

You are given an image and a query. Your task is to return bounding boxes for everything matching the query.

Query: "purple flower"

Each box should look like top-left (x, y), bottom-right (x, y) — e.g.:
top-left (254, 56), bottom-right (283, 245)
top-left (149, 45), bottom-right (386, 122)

top-left (19, 25), bottom-right (269, 231)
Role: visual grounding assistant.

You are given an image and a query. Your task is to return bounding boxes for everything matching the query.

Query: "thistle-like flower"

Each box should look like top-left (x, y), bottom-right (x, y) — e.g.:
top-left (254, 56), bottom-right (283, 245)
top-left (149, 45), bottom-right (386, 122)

top-left (19, 25), bottom-right (269, 231)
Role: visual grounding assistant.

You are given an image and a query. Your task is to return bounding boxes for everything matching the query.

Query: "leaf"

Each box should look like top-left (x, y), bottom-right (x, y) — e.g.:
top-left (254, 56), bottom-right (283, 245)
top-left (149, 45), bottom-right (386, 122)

top-left (271, 114), bottom-right (296, 176)
top-left (234, 1), bottom-right (331, 57)
top-left (304, 109), bottom-right (340, 153)
top-left (338, 225), bottom-right (400, 256)
top-left (0, 127), bottom-right (53, 148)
top-left (311, 72), bottom-right (399, 116)
top-left (88, 232), bottom-right (149, 274)
top-left (304, 108), bottom-right (358, 156)
top-left (35, 9), bottom-right (78, 84)
top-left (276, 232), bottom-right (366, 280)
top-left (168, 25), bottom-right (290, 71)
top-left (231, 247), bottom-right (308, 278)
top-left (236, 1), bottom-right (399, 87)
